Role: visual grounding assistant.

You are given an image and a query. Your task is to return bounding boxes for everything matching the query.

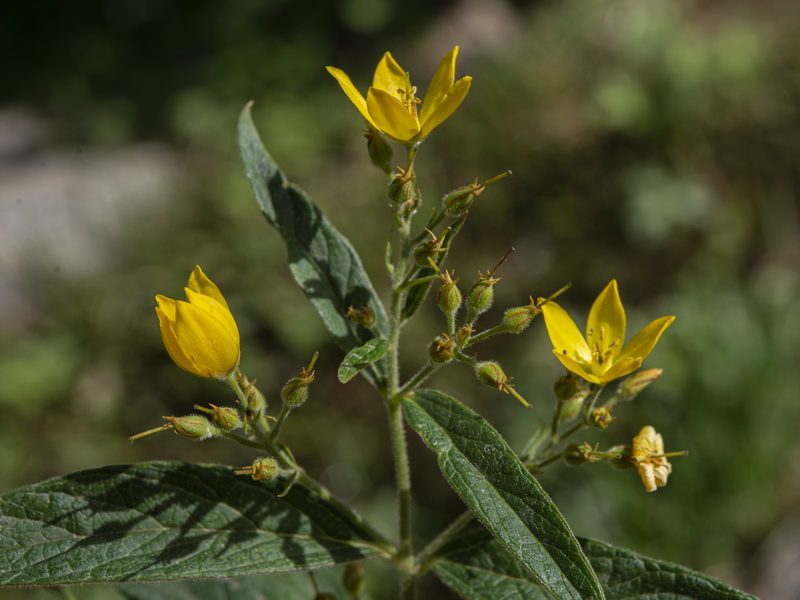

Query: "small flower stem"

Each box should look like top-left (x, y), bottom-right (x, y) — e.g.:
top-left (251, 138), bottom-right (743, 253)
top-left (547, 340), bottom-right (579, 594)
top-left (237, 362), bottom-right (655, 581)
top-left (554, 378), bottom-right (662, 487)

top-left (462, 324), bottom-right (508, 347)
top-left (397, 361), bottom-right (441, 397)
top-left (267, 404), bottom-right (292, 444)
top-left (220, 431), bottom-right (264, 450)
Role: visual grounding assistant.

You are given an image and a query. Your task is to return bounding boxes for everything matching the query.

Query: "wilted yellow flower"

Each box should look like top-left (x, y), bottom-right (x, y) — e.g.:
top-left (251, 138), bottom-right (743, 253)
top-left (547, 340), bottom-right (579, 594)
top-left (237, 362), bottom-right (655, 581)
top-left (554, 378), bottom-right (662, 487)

top-left (155, 266), bottom-right (240, 379)
top-left (541, 280), bottom-right (674, 386)
top-left (630, 425), bottom-right (673, 492)
top-left (327, 46), bottom-right (472, 143)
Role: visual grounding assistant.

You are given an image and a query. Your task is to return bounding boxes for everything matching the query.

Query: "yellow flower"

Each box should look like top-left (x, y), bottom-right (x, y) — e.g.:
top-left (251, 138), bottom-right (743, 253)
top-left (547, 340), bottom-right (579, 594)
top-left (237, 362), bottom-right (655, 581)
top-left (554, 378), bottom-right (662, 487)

top-left (542, 280), bottom-right (674, 386)
top-left (630, 425), bottom-right (673, 492)
top-left (327, 46), bottom-right (472, 143)
top-left (155, 266), bottom-right (240, 379)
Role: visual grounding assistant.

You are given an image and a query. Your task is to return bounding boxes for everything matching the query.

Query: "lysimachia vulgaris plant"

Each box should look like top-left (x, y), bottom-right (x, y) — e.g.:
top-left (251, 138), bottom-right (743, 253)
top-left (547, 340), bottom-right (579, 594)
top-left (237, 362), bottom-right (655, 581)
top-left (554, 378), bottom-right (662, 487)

top-left (0, 46), bottom-right (756, 600)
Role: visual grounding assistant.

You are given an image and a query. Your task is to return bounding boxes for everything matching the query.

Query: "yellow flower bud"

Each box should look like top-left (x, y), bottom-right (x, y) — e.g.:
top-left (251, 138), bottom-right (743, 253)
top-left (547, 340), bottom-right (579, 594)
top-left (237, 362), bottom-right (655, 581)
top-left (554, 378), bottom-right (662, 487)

top-left (155, 266), bottom-right (240, 379)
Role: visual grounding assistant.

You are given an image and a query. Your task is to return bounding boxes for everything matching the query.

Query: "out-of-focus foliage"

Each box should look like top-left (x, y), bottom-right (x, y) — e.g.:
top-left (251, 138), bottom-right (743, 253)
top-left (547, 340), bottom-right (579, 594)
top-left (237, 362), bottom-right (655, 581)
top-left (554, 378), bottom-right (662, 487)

top-left (2, 0), bottom-right (799, 597)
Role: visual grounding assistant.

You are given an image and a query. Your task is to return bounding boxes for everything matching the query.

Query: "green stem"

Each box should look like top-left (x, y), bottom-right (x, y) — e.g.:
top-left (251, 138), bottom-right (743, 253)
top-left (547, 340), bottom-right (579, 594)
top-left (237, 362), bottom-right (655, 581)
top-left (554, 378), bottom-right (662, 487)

top-left (397, 361), bottom-right (441, 396)
top-left (416, 509), bottom-right (474, 573)
top-left (267, 403), bottom-right (292, 443)
top-left (463, 323), bottom-right (509, 347)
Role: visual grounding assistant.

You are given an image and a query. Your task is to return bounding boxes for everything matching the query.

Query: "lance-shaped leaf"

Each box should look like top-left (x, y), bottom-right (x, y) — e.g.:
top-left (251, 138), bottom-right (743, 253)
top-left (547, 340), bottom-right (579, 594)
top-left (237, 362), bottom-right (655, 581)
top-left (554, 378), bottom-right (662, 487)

top-left (0, 462), bottom-right (382, 586)
top-left (338, 338), bottom-right (389, 383)
top-left (433, 523), bottom-right (757, 600)
top-left (403, 390), bottom-right (604, 600)
top-left (117, 565), bottom-right (361, 600)
top-left (238, 102), bottom-right (388, 388)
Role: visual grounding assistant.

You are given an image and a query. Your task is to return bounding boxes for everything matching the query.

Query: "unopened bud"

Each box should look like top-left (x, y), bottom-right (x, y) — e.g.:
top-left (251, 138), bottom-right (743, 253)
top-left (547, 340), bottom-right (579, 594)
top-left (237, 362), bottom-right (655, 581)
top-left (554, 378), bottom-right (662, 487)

top-left (500, 300), bottom-right (541, 334)
top-left (413, 228), bottom-right (449, 267)
top-left (194, 404), bottom-right (241, 431)
top-left (347, 305), bottom-right (376, 328)
top-left (164, 415), bottom-right (218, 440)
top-left (235, 456), bottom-right (278, 481)
top-left (618, 368), bottom-right (663, 401)
top-left (236, 371), bottom-right (267, 417)
top-left (388, 168), bottom-right (416, 207)
top-left (344, 562), bottom-right (365, 597)
top-left (281, 353), bottom-right (318, 408)
top-left (553, 373), bottom-right (591, 419)
top-left (563, 442), bottom-right (596, 466)
top-left (428, 334), bottom-right (455, 363)
top-left (465, 274), bottom-right (499, 324)
top-left (443, 171), bottom-right (510, 217)
top-left (456, 325), bottom-right (473, 347)
top-left (364, 126), bottom-right (393, 173)
top-left (475, 361), bottom-right (530, 407)
top-left (590, 406), bottom-right (616, 429)
top-left (437, 271), bottom-right (462, 315)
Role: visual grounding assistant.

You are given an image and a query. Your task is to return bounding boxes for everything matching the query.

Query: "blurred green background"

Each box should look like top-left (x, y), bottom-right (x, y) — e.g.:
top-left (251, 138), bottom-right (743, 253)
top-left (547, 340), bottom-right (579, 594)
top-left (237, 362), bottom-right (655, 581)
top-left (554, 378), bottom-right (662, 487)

top-left (1, 0), bottom-right (799, 598)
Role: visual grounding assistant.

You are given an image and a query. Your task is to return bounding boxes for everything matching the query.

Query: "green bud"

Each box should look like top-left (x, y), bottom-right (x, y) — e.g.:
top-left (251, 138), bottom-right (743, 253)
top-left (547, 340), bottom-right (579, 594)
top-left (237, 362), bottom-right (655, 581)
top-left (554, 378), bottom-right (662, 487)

top-left (281, 354), bottom-right (318, 409)
top-left (164, 415), bottom-right (217, 440)
top-left (563, 442), bottom-right (593, 466)
top-left (500, 301), bottom-right (541, 334)
top-left (236, 456), bottom-right (279, 481)
top-left (465, 274), bottom-right (499, 324)
top-left (347, 305), bottom-right (376, 328)
top-left (209, 405), bottom-right (241, 431)
top-left (344, 562), bottom-right (365, 597)
top-left (428, 334), bottom-right (455, 364)
top-left (443, 181), bottom-right (483, 217)
top-left (456, 325), bottom-right (473, 347)
top-left (554, 373), bottom-right (590, 419)
top-left (236, 371), bottom-right (267, 417)
top-left (475, 361), bottom-right (530, 407)
top-left (364, 126), bottom-right (392, 173)
top-left (388, 168), bottom-right (416, 206)
top-left (437, 271), bottom-right (462, 315)
top-left (413, 227), bottom-right (449, 267)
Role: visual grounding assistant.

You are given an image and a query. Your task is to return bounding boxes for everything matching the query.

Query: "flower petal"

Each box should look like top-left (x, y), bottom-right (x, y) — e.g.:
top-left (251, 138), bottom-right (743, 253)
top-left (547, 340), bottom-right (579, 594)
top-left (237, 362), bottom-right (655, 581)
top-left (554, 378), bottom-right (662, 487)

top-left (542, 301), bottom-right (592, 363)
top-left (419, 76), bottom-right (472, 139)
top-left (185, 288), bottom-right (239, 344)
top-left (326, 66), bottom-right (378, 129)
top-left (187, 266), bottom-right (228, 309)
top-left (174, 301), bottom-right (240, 378)
top-left (419, 46), bottom-right (458, 124)
top-left (617, 315), bottom-right (675, 366)
top-left (551, 350), bottom-right (602, 384)
top-left (587, 280), bottom-right (626, 360)
top-left (367, 87), bottom-right (420, 142)
top-left (155, 301), bottom-right (204, 377)
top-left (599, 355), bottom-right (641, 384)
top-left (372, 52), bottom-right (410, 100)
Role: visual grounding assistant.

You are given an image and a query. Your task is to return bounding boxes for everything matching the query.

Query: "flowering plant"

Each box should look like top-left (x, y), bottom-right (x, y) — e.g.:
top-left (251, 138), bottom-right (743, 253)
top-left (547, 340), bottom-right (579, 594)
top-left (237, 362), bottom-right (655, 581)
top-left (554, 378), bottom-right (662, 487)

top-left (0, 48), bottom-right (754, 600)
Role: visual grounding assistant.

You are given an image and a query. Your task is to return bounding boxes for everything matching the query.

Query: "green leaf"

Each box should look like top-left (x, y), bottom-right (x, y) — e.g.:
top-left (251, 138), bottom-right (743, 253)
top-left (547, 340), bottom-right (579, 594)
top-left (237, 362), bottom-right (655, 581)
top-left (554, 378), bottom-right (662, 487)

top-left (402, 390), bottom-right (604, 600)
top-left (238, 102), bottom-right (389, 388)
top-left (118, 565), bottom-right (362, 600)
top-left (433, 524), bottom-right (757, 600)
top-left (338, 338), bottom-right (390, 383)
top-left (0, 462), bottom-right (381, 586)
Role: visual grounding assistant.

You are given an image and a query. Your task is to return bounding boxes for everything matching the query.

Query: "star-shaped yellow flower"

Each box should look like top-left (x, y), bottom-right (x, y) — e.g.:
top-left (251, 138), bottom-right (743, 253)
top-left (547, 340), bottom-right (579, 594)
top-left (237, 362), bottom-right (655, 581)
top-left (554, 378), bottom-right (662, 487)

top-left (327, 47), bottom-right (472, 143)
top-left (630, 425), bottom-right (673, 492)
top-left (155, 266), bottom-right (240, 379)
top-left (541, 280), bottom-right (674, 386)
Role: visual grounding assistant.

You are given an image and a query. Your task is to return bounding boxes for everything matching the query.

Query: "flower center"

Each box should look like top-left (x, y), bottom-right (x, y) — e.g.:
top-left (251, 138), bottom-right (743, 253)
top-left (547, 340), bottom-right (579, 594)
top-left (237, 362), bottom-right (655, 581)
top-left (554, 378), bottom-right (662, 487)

top-left (586, 326), bottom-right (619, 368)
top-left (397, 85), bottom-right (420, 119)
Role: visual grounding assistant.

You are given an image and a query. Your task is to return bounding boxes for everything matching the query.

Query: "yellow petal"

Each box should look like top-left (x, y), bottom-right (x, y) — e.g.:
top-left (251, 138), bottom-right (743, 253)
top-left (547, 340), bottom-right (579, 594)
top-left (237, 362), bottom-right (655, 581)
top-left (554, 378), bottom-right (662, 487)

top-left (637, 463), bottom-right (658, 492)
top-left (155, 294), bottom-right (177, 321)
top-left (551, 350), bottom-right (602, 384)
top-left (155, 303), bottom-right (204, 377)
top-left (587, 280), bottom-right (626, 360)
top-left (367, 87), bottom-right (420, 142)
top-left (326, 66), bottom-right (378, 129)
top-left (372, 52), bottom-right (410, 100)
top-left (617, 315), bottom-right (675, 366)
top-left (419, 46), bottom-right (458, 124)
top-left (174, 302), bottom-right (240, 378)
top-left (419, 76), bottom-right (472, 139)
top-left (599, 355), bottom-right (642, 384)
top-left (542, 301), bottom-right (592, 363)
top-left (184, 288), bottom-right (239, 345)
top-left (187, 266), bottom-right (229, 310)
